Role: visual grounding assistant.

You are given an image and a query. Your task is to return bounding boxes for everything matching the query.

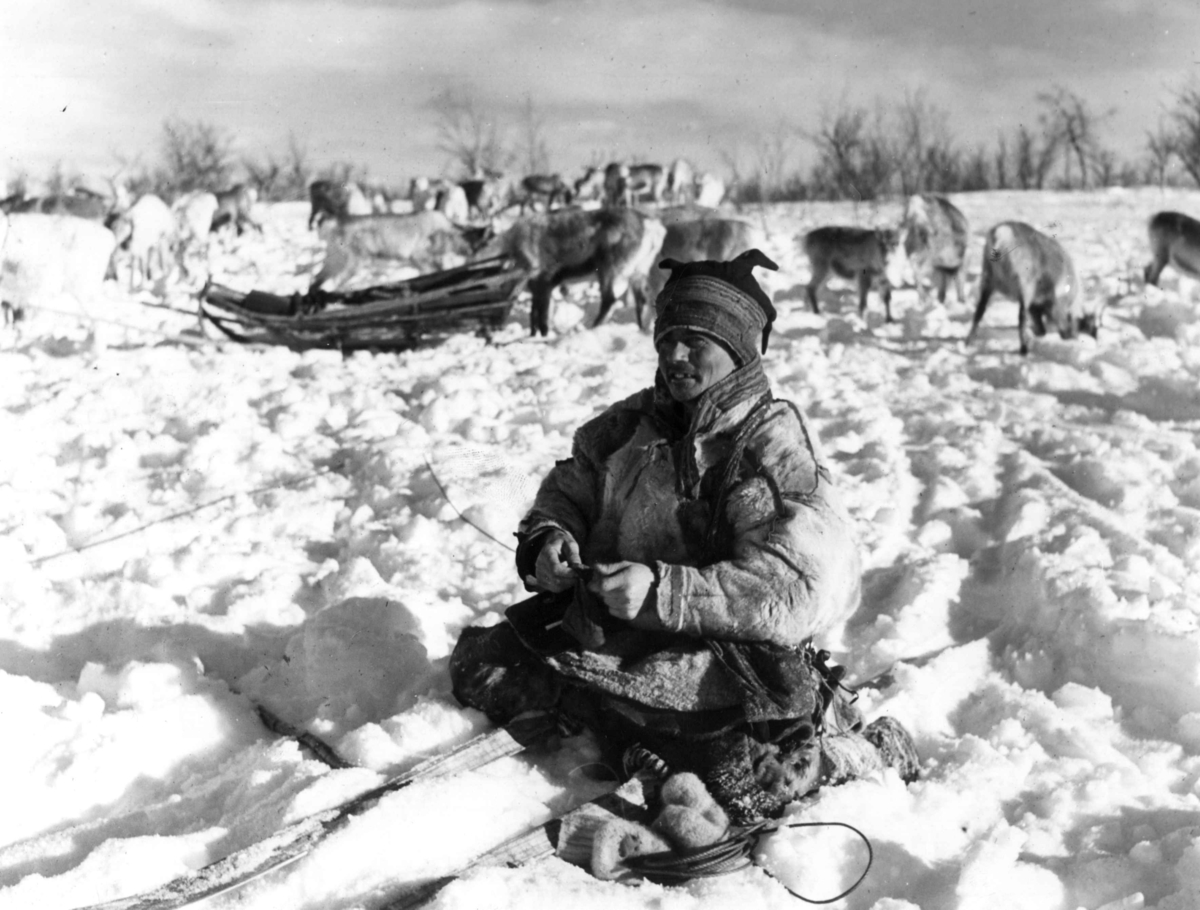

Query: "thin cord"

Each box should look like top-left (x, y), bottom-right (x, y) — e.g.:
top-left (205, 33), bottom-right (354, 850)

top-left (30, 460), bottom-right (345, 566)
top-left (423, 455), bottom-right (517, 553)
top-left (11, 302), bottom-right (208, 346)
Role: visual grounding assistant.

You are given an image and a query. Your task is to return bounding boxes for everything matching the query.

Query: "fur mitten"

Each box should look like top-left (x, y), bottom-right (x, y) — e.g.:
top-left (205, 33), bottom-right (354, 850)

top-left (591, 819), bottom-right (672, 881)
top-left (651, 772), bottom-right (730, 850)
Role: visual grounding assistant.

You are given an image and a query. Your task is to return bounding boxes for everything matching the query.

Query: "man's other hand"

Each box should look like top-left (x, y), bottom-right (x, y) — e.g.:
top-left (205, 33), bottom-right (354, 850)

top-left (589, 561), bottom-right (657, 623)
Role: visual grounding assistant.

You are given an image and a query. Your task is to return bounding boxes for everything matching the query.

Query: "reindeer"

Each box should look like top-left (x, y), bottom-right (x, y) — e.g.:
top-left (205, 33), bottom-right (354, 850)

top-left (308, 180), bottom-right (372, 230)
top-left (804, 226), bottom-right (900, 321)
top-left (484, 207), bottom-right (665, 335)
top-left (518, 174), bottom-right (572, 213)
top-left (1143, 211), bottom-right (1200, 286)
top-left (644, 216), bottom-right (765, 328)
top-left (211, 184), bottom-right (261, 235)
top-left (966, 221), bottom-right (1098, 355)
top-left (901, 194), bottom-right (969, 305)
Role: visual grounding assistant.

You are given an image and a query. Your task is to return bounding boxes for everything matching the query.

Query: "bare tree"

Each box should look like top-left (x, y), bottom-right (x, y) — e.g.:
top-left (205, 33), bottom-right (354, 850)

top-left (1037, 87), bottom-right (1112, 189)
top-left (807, 99), bottom-right (894, 201)
top-left (158, 118), bottom-right (235, 195)
top-left (515, 93), bottom-right (550, 176)
top-left (993, 132), bottom-right (1011, 190)
top-left (895, 89), bottom-right (959, 194)
top-left (1145, 118), bottom-right (1176, 189)
top-left (242, 135), bottom-right (318, 202)
top-left (960, 147), bottom-right (991, 191)
top-left (718, 145), bottom-right (747, 206)
top-left (44, 161), bottom-right (80, 195)
top-left (754, 119), bottom-right (798, 202)
top-left (1167, 81), bottom-right (1200, 186)
top-left (1091, 148), bottom-right (1120, 187)
top-left (431, 87), bottom-right (511, 178)
top-left (1013, 123), bottom-right (1057, 190)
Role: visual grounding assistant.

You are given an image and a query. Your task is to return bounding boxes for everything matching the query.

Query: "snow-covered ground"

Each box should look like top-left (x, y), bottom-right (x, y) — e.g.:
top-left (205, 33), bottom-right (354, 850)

top-left (4, 189), bottom-right (1200, 910)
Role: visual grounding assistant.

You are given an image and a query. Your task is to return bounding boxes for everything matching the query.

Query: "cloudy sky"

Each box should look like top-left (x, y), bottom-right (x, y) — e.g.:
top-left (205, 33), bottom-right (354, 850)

top-left (4, 0), bottom-right (1199, 190)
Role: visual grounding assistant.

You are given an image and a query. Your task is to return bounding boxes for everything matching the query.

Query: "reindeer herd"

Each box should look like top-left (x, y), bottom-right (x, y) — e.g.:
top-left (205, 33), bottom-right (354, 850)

top-left (1, 156), bottom-right (1199, 356)
top-left (803, 196), bottom-right (1196, 355)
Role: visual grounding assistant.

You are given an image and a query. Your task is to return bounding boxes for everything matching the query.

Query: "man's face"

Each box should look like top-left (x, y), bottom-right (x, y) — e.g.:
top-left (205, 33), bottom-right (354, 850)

top-left (656, 328), bottom-right (738, 403)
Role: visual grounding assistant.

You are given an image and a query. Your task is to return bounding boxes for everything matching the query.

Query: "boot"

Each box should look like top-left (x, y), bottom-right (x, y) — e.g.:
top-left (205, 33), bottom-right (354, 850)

top-left (862, 716), bottom-right (921, 783)
top-left (821, 716), bottom-right (920, 785)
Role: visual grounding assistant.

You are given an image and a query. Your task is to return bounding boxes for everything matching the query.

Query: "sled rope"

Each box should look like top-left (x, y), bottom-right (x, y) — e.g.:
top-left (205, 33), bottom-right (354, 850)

top-left (9, 302), bottom-right (209, 346)
top-left (619, 741), bottom-right (874, 903)
top-left (29, 443), bottom-right (518, 568)
top-left (423, 455), bottom-right (517, 552)
top-left (30, 459), bottom-right (348, 566)
top-left (623, 818), bottom-right (873, 904)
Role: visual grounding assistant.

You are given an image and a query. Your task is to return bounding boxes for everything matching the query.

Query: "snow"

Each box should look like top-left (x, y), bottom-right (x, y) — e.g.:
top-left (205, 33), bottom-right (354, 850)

top-left (3, 189), bottom-right (1200, 909)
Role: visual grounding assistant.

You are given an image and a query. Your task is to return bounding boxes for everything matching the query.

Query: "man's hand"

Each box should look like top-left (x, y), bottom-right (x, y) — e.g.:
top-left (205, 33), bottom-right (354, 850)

top-left (589, 561), bottom-right (657, 623)
top-left (532, 530), bottom-right (583, 592)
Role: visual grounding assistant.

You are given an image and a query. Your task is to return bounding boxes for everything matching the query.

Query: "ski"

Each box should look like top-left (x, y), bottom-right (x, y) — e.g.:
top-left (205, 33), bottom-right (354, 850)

top-left (80, 715), bottom-right (549, 910)
top-left (379, 781), bottom-right (641, 910)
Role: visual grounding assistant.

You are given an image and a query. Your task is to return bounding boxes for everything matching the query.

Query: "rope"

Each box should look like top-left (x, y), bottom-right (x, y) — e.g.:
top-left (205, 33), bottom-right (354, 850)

top-left (25, 442), bottom-right (518, 569)
top-left (9, 302), bottom-right (209, 346)
top-left (29, 459), bottom-right (346, 567)
top-left (617, 742), bottom-right (872, 902)
top-left (423, 455), bottom-right (517, 553)
top-left (623, 817), bottom-right (874, 904)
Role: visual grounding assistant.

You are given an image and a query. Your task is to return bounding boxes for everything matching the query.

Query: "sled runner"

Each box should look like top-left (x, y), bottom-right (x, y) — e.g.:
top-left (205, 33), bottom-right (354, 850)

top-left (199, 255), bottom-right (528, 352)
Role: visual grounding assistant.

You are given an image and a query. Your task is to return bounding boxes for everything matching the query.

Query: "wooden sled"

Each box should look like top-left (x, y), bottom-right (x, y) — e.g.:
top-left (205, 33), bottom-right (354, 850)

top-left (199, 256), bottom-right (528, 352)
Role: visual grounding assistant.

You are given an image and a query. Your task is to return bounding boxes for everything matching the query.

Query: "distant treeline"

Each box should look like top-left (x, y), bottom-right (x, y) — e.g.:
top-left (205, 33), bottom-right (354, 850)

top-left (8, 81), bottom-right (1200, 206)
top-left (732, 84), bottom-right (1200, 203)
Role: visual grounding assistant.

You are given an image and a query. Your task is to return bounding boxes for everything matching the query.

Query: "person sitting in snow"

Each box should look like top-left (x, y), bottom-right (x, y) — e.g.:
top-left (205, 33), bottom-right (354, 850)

top-left (450, 249), bottom-right (919, 825)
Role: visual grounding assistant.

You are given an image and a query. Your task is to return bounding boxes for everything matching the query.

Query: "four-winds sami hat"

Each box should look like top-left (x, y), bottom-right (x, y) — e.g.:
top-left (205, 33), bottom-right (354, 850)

top-left (653, 249), bottom-right (779, 365)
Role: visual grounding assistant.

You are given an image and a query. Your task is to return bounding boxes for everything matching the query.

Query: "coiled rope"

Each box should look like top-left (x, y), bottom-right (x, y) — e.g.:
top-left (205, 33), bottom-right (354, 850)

top-left (620, 742), bottom-right (873, 903)
top-left (623, 818), bottom-right (873, 904)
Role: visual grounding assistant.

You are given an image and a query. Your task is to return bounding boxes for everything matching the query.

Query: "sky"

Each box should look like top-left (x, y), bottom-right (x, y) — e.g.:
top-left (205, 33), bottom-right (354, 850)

top-left (3, 0), bottom-right (1200, 191)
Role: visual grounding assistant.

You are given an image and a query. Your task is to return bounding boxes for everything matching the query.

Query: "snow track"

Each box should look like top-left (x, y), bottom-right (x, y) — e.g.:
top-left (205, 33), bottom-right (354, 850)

top-left (5, 190), bottom-right (1200, 908)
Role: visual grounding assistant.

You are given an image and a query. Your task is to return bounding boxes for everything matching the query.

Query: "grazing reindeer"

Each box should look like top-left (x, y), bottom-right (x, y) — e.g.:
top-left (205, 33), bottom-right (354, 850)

top-left (694, 172), bottom-right (727, 208)
top-left (171, 191), bottom-right (219, 276)
top-left (519, 174), bottom-right (572, 213)
top-left (308, 180), bottom-right (372, 229)
top-left (665, 159), bottom-right (695, 205)
top-left (603, 163), bottom-right (667, 207)
top-left (804, 226), bottom-right (899, 321)
top-left (485, 207), bottom-right (665, 335)
top-left (459, 176), bottom-right (512, 218)
top-left (966, 221), bottom-right (1097, 355)
top-left (572, 166), bottom-right (608, 204)
top-left (1143, 211), bottom-right (1200, 286)
top-left (211, 184), bottom-right (261, 235)
top-left (109, 194), bottom-right (176, 289)
top-left (902, 194), bottom-right (969, 305)
top-left (644, 216), bottom-right (764, 328)
top-left (309, 210), bottom-right (478, 290)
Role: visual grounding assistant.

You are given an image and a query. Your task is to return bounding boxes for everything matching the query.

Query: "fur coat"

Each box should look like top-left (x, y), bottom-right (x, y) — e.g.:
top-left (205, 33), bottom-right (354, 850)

top-left (510, 362), bottom-right (862, 720)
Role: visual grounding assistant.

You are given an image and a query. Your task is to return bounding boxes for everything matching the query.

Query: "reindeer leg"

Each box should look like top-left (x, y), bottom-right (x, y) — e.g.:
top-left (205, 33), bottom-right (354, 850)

top-left (593, 276), bottom-right (616, 327)
top-left (965, 282), bottom-right (993, 346)
top-left (529, 277), bottom-right (551, 336)
top-left (806, 264), bottom-right (826, 314)
top-left (857, 271), bottom-right (871, 320)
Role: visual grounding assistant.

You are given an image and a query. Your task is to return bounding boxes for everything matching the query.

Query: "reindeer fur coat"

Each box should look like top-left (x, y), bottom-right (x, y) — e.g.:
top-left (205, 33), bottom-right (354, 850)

top-left (510, 361), bottom-right (862, 720)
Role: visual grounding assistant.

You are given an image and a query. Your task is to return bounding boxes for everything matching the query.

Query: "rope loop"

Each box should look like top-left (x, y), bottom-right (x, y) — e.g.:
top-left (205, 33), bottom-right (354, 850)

top-left (622, 817), bottom-right (873, 904)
